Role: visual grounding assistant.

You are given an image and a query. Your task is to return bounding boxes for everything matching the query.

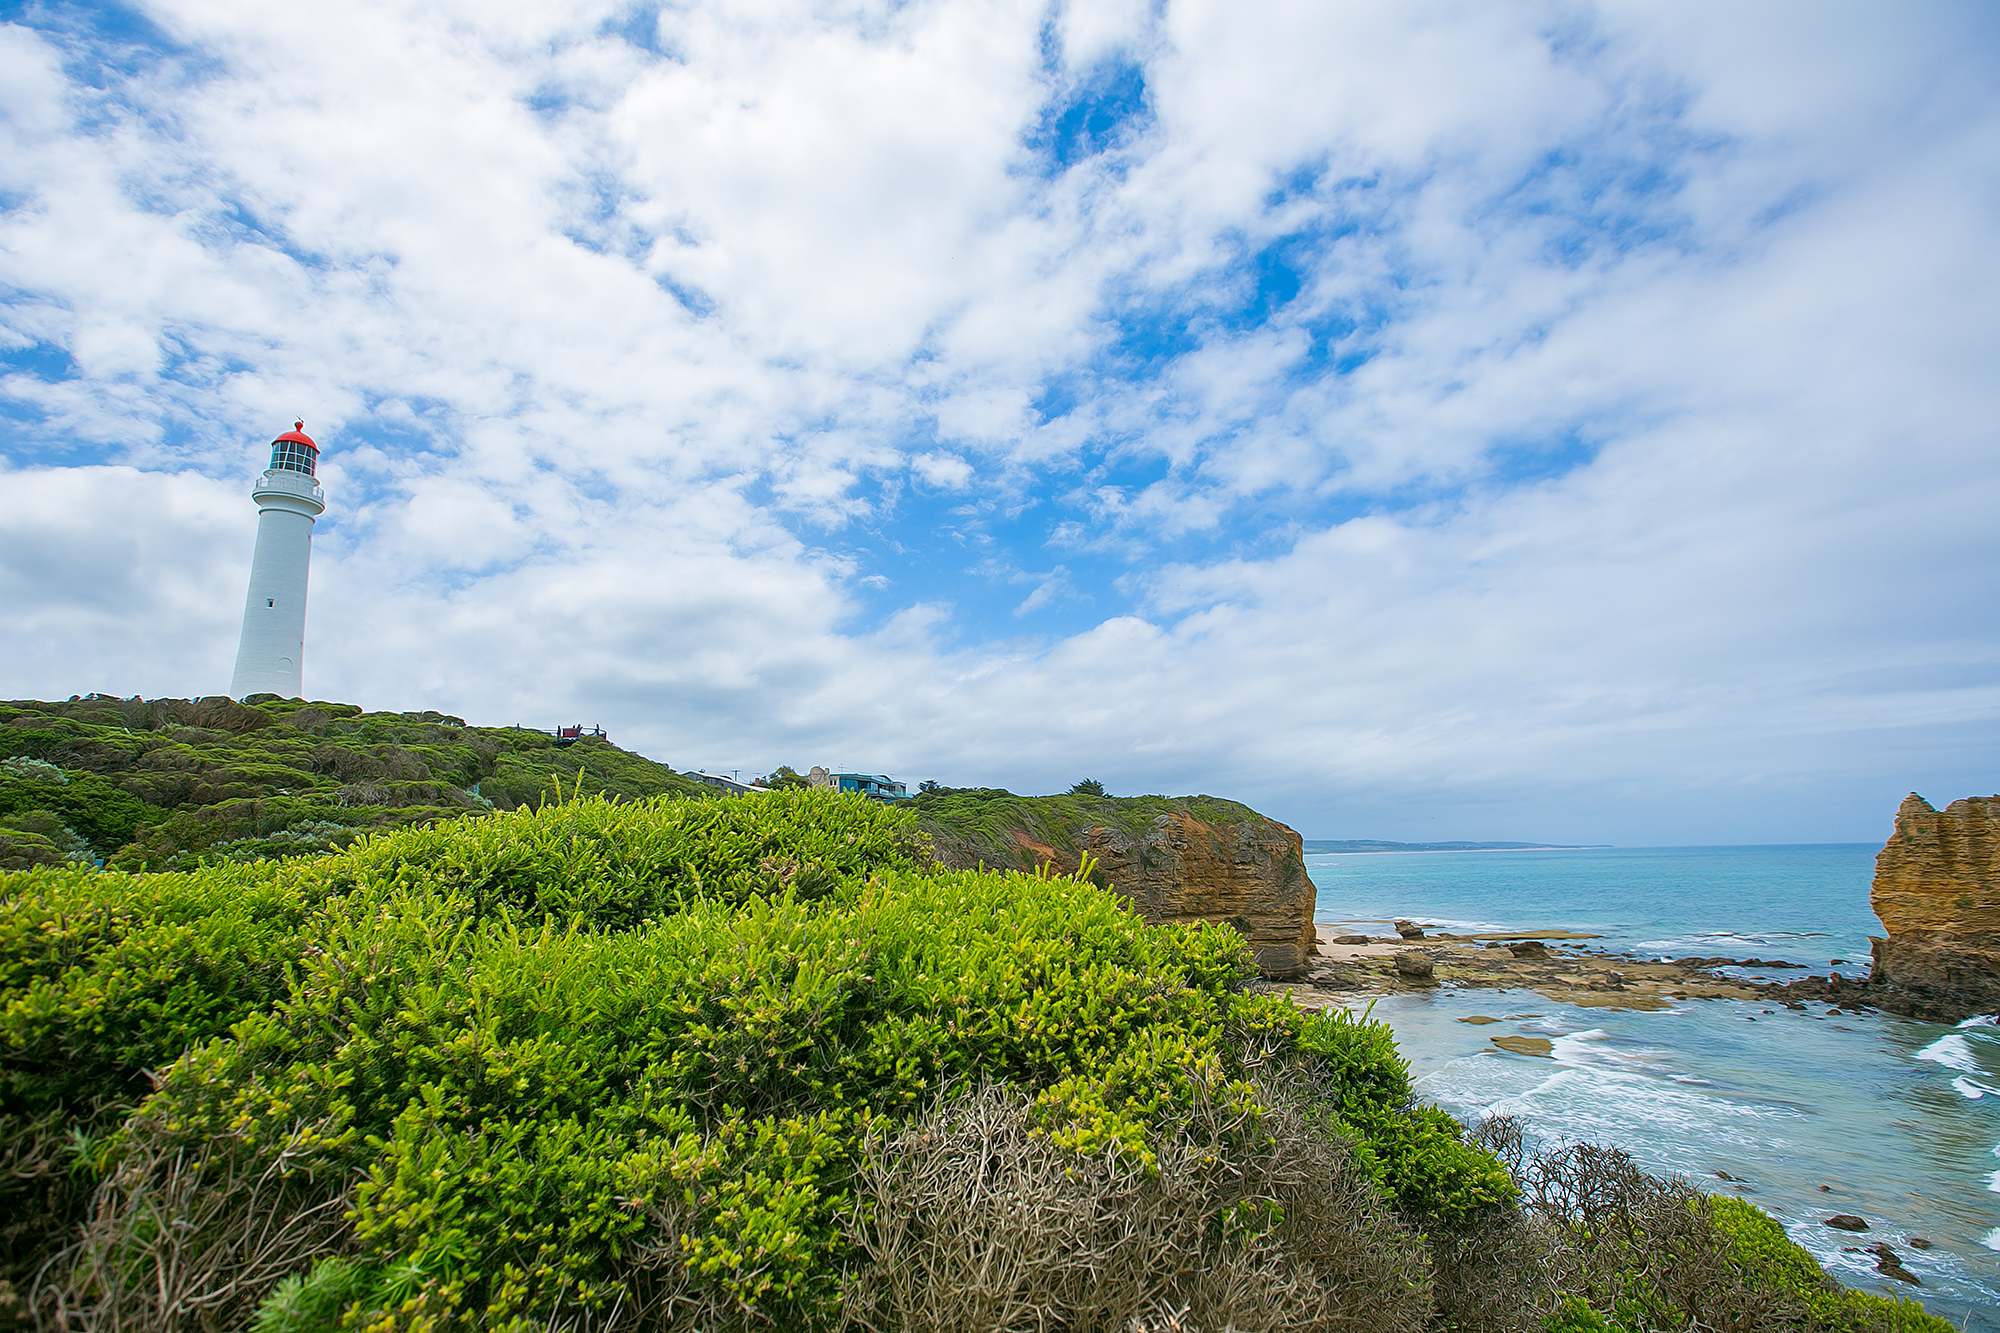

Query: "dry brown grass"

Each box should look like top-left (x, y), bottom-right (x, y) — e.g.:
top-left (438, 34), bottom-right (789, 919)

top-left (30, 1118), bottom-right (353, 1333)
top-left (837, 1082), bottom-right (1432, 1333)
top-left (3, 1111), bottom-right (80, 1312)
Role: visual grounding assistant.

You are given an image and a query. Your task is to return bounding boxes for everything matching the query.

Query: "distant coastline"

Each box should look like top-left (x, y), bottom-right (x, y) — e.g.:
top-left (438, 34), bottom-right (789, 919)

top-left (1304, 839), bottom-right (1608, 855)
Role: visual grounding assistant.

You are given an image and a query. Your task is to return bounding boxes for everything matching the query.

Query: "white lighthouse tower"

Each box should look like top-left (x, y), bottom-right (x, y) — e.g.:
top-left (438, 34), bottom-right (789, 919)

top-left (229, 422), bottom-right (326, 700)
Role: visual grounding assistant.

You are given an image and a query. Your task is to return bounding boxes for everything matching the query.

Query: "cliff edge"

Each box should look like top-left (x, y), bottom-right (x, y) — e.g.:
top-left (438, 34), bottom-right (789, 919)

top-left (919, 789), bottom-right (1317, 978)
top-left (1869, 792), bottom-right (2000, 1021)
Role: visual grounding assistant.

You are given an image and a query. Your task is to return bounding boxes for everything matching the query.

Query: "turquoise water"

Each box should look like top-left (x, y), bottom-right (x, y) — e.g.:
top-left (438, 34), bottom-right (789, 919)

top-left (1306, 845), bottom-right (2000, 1329)
top-left (1308, 843), bottom-right (1885, 970)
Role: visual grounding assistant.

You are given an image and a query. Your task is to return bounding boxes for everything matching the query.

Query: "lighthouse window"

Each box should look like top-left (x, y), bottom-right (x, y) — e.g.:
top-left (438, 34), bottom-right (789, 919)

top-left (270, 440), bottom-right (317, 475)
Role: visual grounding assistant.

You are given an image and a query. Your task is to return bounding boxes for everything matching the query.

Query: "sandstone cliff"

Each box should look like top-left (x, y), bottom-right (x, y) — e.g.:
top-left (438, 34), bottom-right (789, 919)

top-left (920, 790), bottom-right (1317, 978)
top-left (1868, 792), bottom-right (2000, 1021)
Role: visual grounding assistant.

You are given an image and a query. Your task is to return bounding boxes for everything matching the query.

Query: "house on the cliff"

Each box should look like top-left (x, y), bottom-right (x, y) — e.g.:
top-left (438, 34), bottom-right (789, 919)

top-left (807, 767), bottom-right (912, 802)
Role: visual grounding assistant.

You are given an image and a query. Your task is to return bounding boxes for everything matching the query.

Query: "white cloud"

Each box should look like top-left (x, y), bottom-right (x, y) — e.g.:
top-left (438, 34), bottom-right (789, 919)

top-left (911, 451), bottom-right (974, 489)
top-left (2, 1), bottom-right (1997, 843)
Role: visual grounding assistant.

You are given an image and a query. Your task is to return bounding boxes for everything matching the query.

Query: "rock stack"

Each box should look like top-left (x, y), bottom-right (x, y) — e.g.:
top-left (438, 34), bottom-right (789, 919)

top-left (1867, 793), bottom-right (2000, 1022)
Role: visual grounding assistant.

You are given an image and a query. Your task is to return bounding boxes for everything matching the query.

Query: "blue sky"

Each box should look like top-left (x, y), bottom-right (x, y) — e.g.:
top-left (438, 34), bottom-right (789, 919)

top-left (3, 0), bottom-right (1998, 844)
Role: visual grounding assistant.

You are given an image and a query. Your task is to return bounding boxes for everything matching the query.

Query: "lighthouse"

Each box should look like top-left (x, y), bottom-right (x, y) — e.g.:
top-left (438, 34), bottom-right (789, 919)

top-left (229, 422), bottom-right (326, 700)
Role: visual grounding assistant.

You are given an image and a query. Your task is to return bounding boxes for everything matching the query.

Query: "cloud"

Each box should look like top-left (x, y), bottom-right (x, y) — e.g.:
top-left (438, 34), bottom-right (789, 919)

top-left (2, 1), bottom-right (1997, 843)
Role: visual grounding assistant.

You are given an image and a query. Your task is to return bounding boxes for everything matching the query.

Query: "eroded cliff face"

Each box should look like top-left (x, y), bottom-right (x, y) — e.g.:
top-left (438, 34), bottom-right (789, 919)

top-left (924, 798), bottom-right (1317, 978)
top-left (1072, 812), bottom-right (1317, 978)
top-left (1868, 793), bottom-right (2000, 1021)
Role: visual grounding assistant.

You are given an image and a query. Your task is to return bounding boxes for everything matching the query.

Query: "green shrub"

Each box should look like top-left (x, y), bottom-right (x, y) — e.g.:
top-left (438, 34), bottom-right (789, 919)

top-left (1710, 1197), bottom-right (1953, 1333)
top-left (53, 870), bottom-right (1238, 1326)
top-left (76, 857), bottom-right (1486, 1330)
top-left (0, 757), bottom-right (66, 784)
top-left (1543, 1296), bottom-right (1611, 1331)
top-left (280, 784), bottom-right (931, 929)
top-left (0, 859), bottom-right (304, 1293)
top-left (1295, 1006), bottom-right (1516, 1227)
top-left (0, 861), bottom-right (302, 1118)
top-left (251, 1258), bottom-right (375, 1333)
top-left (0, 770), bottom-right (158, 855)
top-left (1, 791), bottom-right (926, 1125)
top-left (14, 788), bottom-right (1515, 1331)
top-left (2, 790), bottom-right (931, 1308)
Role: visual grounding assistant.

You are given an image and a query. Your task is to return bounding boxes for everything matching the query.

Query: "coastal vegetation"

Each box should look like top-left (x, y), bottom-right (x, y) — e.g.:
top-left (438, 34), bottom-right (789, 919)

top-left (0, 695), bottom-right (707, 873)
top-left (912, 784), bottom-right (1274, 877)
top-left (0, 781), bottom-right (1952, 1331)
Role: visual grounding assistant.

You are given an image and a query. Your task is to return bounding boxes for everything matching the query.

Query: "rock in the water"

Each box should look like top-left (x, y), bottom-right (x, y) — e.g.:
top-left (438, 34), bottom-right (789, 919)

top-left (1867, 1243), bottom-right (1921, 1285)
top-left (1869, 792), bottom-right (2000, 1022)
top-left (1507, 940), bottom-right (1550, 959)
top-left (1394, 951), bottom-right (1434, 978)
top-left (1491, 1035), bottom-right (1554, 1058)
top-left (1908, 1237), bottom-right (1933, 1250)
top-left (1457, 1015), bottom-right (1503, 1025)
top-left (1824, 1214), bottom-right (1869, 1232)
top-left (1394, 919), bottom-right (1426, 940)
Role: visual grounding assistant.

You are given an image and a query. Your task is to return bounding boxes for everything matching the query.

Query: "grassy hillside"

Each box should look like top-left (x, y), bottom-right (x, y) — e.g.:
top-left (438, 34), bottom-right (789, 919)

top-left (916, 787), bottom-right (1277, 872)
top-left (0, 694), bottom-right (708, 872)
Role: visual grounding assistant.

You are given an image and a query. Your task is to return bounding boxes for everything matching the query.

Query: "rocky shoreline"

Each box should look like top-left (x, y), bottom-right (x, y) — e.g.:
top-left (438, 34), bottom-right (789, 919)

top-left (1277, 920), bottom-right (1855, 1012)
top-left (1274, 791), bottom-right (2000, 1025)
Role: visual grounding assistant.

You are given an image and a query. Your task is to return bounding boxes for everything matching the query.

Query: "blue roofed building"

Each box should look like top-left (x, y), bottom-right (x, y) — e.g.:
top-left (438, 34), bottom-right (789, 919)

top-left (808, 766), bottom-right (912, 802)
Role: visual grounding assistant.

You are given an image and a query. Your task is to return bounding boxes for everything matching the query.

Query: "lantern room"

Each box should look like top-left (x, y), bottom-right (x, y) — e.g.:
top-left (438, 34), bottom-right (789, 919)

top-left (268, 421), bottom-right (319, 476)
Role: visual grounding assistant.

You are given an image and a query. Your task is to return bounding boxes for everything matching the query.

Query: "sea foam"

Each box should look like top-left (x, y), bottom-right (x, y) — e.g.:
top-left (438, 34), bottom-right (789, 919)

top-left (1916, 1033), bottom-right (1984, 1073)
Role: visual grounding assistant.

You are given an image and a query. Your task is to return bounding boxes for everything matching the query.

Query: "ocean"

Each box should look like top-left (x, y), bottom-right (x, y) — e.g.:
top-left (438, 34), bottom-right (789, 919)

top-left (1306, 844), bottom-right (2000, 1330)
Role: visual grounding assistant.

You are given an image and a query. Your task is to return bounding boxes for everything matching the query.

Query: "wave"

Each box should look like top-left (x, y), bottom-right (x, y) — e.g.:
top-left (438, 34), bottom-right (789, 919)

top-left (1917, 1033), bottom-right (1986, 1074)
top-left (1313, 914), bottom-right (1513, 932)
top-left (1952, 1076), bottom-right (2000, 1099)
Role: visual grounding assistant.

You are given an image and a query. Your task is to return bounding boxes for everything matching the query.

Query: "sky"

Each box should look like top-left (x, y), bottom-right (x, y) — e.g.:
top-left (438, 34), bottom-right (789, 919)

top-left (2, 0), bottom-right (1997, 846)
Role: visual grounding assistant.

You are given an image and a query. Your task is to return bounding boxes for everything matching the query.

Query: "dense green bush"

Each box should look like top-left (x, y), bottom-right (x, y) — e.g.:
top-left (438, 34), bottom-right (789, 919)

top-left (0, 861), bottom-right (300, 1117)
top-left (1709, 1197), bottom-right (1951, 1333)
top-left (2, 790), bottom-right (925, 1122)
top-left (280, 783), bottom-right (928, 929)
top-left (1295, 1000), bottom-right (1515, 1227)
top-left (0, 859), bottom-right (301, 1293)
top-left (100, 870), bottom-right (1298, 1327)
top-left (1, 789), bottom-right (930, 1311)
top-left (4, 788), bottom-right (1492, 1330)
